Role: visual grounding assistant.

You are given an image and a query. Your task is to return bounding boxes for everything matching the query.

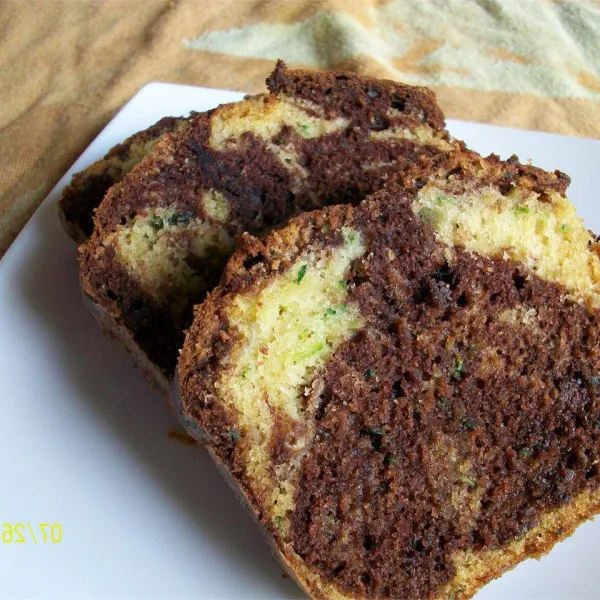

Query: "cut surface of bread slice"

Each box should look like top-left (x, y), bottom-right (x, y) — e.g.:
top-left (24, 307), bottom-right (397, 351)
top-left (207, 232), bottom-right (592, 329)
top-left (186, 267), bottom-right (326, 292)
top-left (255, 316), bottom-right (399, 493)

top-left (59, 116), bottom-right (188, 243)
top-left (176, 149), bottom-right (597, 600)
top-left (80, 61), bottom-right (460, 391)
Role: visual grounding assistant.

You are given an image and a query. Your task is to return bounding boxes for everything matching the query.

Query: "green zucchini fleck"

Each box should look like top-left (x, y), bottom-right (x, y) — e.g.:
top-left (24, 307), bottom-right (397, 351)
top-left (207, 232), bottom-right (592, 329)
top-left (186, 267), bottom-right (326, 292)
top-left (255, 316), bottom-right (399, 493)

top-left (519, 447), bottom-right (531, 458)
top-left (149, 216), bottom-right (164, 231)
top-left (361, 427), bottom-right (385, 436)
top-left (460, 416), bottom-right (477, 432)
top-left (168, 212), bottom-right (194, 226)
top-left (296, 264), bottom-right (307, 284)
top-left (458, 474), bottom-right (477, 487)
top-left (454, 354), bottom-right (464, 380)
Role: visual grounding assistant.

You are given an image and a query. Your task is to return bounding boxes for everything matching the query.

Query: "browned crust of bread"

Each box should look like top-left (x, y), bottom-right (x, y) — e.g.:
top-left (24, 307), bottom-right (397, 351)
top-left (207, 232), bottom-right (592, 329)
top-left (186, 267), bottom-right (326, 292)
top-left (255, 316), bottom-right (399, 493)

top-left (177, 149), bottom-right (596, 600)
top-left (59, 116), bottom-right (187, 243)
top-left (442, 486), bottom-right (600, 599)
top-left (171, 368), bottom-right (339, 600)
top-left (266, 58), bottom-right (446, 130)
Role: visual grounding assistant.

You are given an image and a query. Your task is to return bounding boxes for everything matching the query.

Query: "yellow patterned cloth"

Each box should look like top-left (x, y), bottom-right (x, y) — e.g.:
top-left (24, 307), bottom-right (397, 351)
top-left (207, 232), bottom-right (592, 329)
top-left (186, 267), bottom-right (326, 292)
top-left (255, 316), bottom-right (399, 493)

top-left (1, 0), bottom-right (599, 257)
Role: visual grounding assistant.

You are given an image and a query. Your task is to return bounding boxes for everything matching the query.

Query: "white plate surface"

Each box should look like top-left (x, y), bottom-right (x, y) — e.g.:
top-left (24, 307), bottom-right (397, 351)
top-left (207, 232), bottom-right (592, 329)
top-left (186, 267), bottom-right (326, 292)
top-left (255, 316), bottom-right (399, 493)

top-left (1, 82), bottom-right (600, 599)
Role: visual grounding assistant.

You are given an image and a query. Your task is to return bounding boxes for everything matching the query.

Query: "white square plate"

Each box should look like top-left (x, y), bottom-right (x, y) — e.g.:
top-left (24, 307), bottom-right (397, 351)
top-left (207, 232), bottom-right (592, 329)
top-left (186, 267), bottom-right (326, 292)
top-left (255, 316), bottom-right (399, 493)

top-left (1, 82), bottom-right (600, 599)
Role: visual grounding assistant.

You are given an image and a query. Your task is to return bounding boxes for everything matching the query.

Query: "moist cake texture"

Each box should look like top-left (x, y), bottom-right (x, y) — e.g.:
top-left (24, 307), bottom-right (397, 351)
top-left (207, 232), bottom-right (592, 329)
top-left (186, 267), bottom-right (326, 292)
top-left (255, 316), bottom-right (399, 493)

top-left (176, 148), bottom-right (599, 600)
top-left (59, 116), bottom-right (188, 243)
top-left (80, 61), bottom-right (460, 389)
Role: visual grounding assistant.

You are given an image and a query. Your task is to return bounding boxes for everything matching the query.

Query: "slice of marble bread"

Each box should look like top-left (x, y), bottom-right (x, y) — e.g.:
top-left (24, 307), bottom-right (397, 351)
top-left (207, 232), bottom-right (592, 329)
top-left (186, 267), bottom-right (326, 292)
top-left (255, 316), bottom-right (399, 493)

top-left (59, 116), bottom-right (188, 243)
top-left (175, 148), bottom-right (595, 600)
top-left (80, 60), bottom-right (461, 394)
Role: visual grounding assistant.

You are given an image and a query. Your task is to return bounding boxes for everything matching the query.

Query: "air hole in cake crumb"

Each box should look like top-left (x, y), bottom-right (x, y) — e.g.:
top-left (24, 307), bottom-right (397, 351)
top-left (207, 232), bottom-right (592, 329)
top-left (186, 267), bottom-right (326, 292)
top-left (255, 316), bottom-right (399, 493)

top-left (475, 378), bottom-right (486, 390)
top-left (299, 154), bottom-right (311, 168)
top-left (383, 292), bottom-right (398, 311)
top-left (457, 292), bottom-right (468, 307)
top-left (360, 573), bottom-right (371, 585)
top-left (412, 281), bottom-right (427, 305)
top-left (554, 425), bottom-right (569, 439)
top-left (120, 216), bottom-right (127, 225)
top-left (390, 97), bottom-right (406, 111)
top-left (336, 74), bottom-right (349, 81)
top-left (566, 450), bottom-right (579, 470)
top-left (315, 394), bottom-right (330, 421)
top-left (472, 530), bottom-right (485, 547)
top-left (586, 465), bottom-right (598, 479)
top-left (481, 499), bottom-right (493, 511)
top-left (363, 535), bottom-right (376, 551)
top-left (539, 192), bottom-right (552, 203)
top-left (446, 166), bottom-right (463, 179)
top-left (332, 564), bottom-right (345, 577)
top-left (366, 432), bottom-right (384, 451)
top-left (404, 370), bottom-right (419, 385)
top-left (242, 253), bottom-right (265, 271)
top-left (513, 272), bottom-right (527, 290)
top-left (434, 262), bottom-right (459, 289)
top-left (351, 273), bottom-right (369, 287)
top-left (392, 381), bottom-right (404, 398)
